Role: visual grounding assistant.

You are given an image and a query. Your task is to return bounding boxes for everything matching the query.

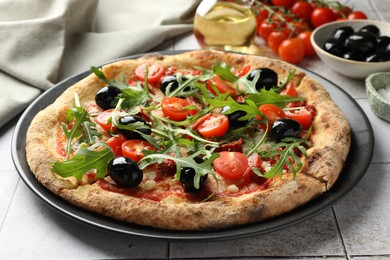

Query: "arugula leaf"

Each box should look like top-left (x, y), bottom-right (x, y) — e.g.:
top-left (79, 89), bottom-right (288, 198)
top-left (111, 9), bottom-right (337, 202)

top-left (207, 96), bottom-right (262, 121)
top-left (52, 143), bottom-right (114, 180)
top-left (247, 88), bottom-right (305, 107)
top-left (212, 64), bottom-right (239, 82)
top-left (256, 134), bottom-right (312, 179)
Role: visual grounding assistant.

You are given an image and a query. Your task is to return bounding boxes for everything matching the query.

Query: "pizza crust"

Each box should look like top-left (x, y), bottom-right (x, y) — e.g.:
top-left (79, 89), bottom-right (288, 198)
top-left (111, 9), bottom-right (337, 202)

top-left (26, 50), bottom-right (350, 230)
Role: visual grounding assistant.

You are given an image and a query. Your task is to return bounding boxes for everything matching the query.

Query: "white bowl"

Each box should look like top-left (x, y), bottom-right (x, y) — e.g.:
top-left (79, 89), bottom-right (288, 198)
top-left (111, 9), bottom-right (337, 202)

top-left (311, 19), bottom-right (390, 79)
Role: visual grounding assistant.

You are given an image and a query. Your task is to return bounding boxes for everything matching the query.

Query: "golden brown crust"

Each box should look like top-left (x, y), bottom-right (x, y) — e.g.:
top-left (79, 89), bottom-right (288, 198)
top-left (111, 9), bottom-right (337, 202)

top-left (26, 50), bottom-right (350, 230)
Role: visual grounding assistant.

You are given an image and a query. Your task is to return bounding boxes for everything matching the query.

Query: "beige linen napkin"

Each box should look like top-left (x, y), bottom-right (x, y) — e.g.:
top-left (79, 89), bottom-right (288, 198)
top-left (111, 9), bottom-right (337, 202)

top-left (0, 0), bottom-right (200, 128)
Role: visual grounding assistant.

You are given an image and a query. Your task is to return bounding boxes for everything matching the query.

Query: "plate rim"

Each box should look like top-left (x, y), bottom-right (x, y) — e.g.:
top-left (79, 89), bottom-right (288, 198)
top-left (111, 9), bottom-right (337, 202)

top-left (11, 50), bottom-right (374, 241)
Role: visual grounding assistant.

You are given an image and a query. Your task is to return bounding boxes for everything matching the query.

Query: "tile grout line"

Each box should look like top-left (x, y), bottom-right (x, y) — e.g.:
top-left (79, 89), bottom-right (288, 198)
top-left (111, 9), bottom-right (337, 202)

top-left (0, 176), bottom-right (21, 233)
top-left (367, 0), bottom-right (384, 21)
top-left (331, 206), bottom-right (350, 260)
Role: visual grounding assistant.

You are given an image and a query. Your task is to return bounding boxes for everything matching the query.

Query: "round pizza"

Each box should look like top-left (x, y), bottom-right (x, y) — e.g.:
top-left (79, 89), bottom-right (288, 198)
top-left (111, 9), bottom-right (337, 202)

top-left (26, 50), bottom-right (351, 230)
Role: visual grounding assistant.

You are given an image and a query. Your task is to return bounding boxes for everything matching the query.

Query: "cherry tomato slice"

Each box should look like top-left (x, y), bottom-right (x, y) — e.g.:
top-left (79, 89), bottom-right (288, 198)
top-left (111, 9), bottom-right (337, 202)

top-left (196, 114), bottom-right (229, 138)
top-left (135, 62), bottom-right (164, 83)
top-left (121, 139), bottom-right (156, 162)
top-left (234, 65), bottom-right (251, 77)
top-left (285, 108), bottom-right (313, 130)
top-left (213, 152), bottom-right (248, 180)
top-left (106, 134), bottom-right (126, 157)
top-left (207, 76), bottom-right (238, 96)
top-left (280, 81), bottom-right (297, 97)
top-left (96, 108), bottom-right (116, 132)
top-left (259, 104), bottom-right (286, 126)
top-left (161, 97), bottom-right (198, 121)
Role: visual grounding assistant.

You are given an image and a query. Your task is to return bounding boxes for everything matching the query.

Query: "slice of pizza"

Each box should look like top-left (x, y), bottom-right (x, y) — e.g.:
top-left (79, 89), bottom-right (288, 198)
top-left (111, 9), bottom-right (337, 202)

top-left (26, 50), bottom-right (351, 230)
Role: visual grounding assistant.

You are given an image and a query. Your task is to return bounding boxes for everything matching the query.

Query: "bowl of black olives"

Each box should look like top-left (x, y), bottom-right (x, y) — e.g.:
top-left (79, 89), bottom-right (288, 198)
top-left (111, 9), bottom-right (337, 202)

top-left (311, 19), bottom-right (390, 79)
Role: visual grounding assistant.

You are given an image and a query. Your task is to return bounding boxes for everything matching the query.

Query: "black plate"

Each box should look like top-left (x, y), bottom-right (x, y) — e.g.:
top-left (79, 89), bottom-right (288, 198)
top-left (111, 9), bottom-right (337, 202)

top-left (11, 51), bottom-right (374, 241)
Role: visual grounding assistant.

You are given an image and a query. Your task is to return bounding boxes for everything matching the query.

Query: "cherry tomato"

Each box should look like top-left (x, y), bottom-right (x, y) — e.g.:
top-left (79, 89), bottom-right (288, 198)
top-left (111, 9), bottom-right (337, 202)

top-left (258, 21), bottom-right (278, 41)
top-left (106, 134), bottom-right (126, 157)
top-left (240, 153), bottom-right (266, 184)
top-left (348, 11), bottom-right (368, 20)
top-left (271, 0), bottom-right (295, 9)
top-left (196, 114), bottom-right (229, 138)
top-left (298, 31), bottom-right (316, 56)
top-left (291, 21), bottom-right (310, 35)
top-left (310, 7), bottom-right (336, 28)
top-left (285, 108), bottom-right (313, 129)
top-left (259, 104), bottom-right (286, 126)
top-left (121, 139), bottom-right (156, 162)
top-left (96, 108), bottom-right (116, 132)
top-left (256, 7), bottom-right (269, 26)
top-left (161, 97), bottom-right (198, 121)
top-left (234, 65), bottom-right (251, 77)
top-left (291, 1), bottom-right (313, 21)
top-left (213, 152), bottom-right (248, 180)
top-left (135, 62), bottom-right (164, 83)
top-left (267, 30), bottom-right (289, 53)
top-left (331, 6), bottom-right (352, 19)
top-left (278, 38), bottom-right (305, 64)
top-left (280, 81), bottom-right (297, 97)
top-left (207, 75), bottom-right (238, 95)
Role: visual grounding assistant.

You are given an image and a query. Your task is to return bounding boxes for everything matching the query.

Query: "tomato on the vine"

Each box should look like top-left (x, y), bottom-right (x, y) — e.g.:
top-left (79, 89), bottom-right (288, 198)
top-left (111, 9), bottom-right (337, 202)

top-left (348, 11), bottom-right (368, 20)
top-left (267, 30), bottom-right (290, 53)
top-left (258, 21), bottom-right (278, 41)
top-left (161, 97), bottom-right (198, 121)
top-left (195, 113), bottom-right (229, 138)
top-left (290, 1), bottom-right (313, 21)
top-left (121, 139), bottom-right (156, 162)
top-left (278, 37), bottom-right (305, 64)
top-left (213, 152), bottom-right (248, 180)
top-left (135, 62), bottom-right (164, 83)
top-left (310, 7), bottom-right (336, 28)
top-left (271, 0), bottom-right (295, 9)
top-left (298, 31), bottom-right (315, 56)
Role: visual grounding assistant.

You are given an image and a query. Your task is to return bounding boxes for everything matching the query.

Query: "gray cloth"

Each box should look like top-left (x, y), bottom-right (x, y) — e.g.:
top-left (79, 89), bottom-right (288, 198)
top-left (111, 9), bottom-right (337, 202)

top-left (0, 0), bottom-right (200, 128)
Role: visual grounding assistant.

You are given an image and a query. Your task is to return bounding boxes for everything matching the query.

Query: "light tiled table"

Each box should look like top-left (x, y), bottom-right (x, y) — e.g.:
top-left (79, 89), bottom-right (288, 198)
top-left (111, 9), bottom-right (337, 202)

top-left (1, 0), bottom-right (389, 259)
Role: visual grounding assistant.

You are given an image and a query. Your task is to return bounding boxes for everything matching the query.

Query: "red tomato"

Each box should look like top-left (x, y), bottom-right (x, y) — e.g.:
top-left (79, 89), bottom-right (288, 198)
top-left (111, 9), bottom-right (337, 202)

top-left (196, 114), bottom-right (229, 138)
top-left (331, 6), bottom-right (352, 19)
top-left (310, 7), bottom-right (336, 28)
top-left (271, 0), bottom-right (295, 9)
top-left (258, 21), bottom-right (278, 41)
top-left (285, 108), bottom-right (313, 129)
top-left (298, 31), bottom-right (315, 56)
top-left (256, 7), bottom-right (269, 26)
top-left (280, 81), bottom-right (297, 97)
top-left (106, 134), bottom-right (126, 157)
top-left (278, 38), bottom-right (305, 64)
top-left (121, 139), bottom-right (156, 162)
top-left (213, 152), bottom-right (248, 180)
top-left (348, 11), bottom-right (368, 20)
top-left (267, 30), bottom-right (289, 53)
top-left (234, 65), bottom-right (251, 77)
top-left (207, 75), bottom-right (238, 95)
top-left (135, 62), bottom-right (164, 83)
top-left (161, 97), bottom-right (197, 121)
top-left (291, 1), bottom-right (313, 21)
top-left (96, 108), bottom-right (116, 132)
top-left (241, 153), bottom-right (266, 184)
top-left (291, 21), bottom-right (310, 35)
top-left (259, 104), bottom-right (286, 125)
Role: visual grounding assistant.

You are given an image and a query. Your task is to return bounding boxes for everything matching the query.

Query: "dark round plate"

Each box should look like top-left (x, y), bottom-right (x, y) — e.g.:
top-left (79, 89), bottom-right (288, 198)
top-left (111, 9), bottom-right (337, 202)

top-left (11, 51), bottom-right (374, 241)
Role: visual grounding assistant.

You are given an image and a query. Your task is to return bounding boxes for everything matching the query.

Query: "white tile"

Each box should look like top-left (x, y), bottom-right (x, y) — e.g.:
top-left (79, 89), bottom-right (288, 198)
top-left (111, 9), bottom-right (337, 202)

top-left (174, 32), bottom-right (201, 51)
top-left (334, 163), bottom-right (390, 255)
top-left (356, 99), bottom-right (390, 164)
top-left (0, 182), bottom-right (168, 259)
top-left (0, 170), bottom-right (19, 227)
top-left (0, 120), bottom-right (17, 171)
top-left (170, 209), bottom-right (345, 258)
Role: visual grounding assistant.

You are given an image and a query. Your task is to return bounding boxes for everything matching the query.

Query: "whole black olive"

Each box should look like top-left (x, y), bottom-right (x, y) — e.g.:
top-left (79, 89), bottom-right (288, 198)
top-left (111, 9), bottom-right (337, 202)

top-left (246, 68), bottom-right (278, 91)
top-left (359, 24), bottom-right (380, 37)
top-left (180, 157), bottom-right (208, 193)
top-left (342, 50), bottom-right (364, 61)
top-left (270, 118), bottom-right (302, 142)
top-left (323, 38), bottom-right (346, 57)
top-left (377, 36), bottom-right (390, 51)
top-left (160, 75), bottom-right (179, 94)
top-left (95, 86), bottom-right (121, 110)
top-left (366, 51), bottom-right (390, 62)
top-left (107, 156), bottom-right (143, 188)
top-left (221, 106), bottom-right (249, 128)
top-left (332, 26), bottom-right (354, 42)
top-left (116, 115), bottom-right (151, 139)
top-left (345, 32), bottom-right (378, 54)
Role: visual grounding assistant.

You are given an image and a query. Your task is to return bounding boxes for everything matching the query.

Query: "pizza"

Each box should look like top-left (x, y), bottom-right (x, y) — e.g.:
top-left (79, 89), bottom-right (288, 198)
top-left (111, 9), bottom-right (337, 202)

top-left (25, 50), bottom-right (351, 230)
